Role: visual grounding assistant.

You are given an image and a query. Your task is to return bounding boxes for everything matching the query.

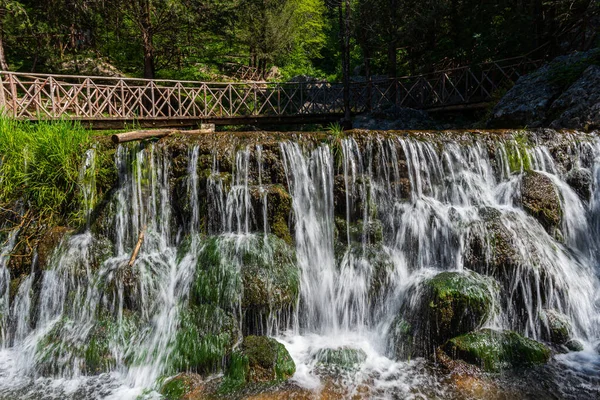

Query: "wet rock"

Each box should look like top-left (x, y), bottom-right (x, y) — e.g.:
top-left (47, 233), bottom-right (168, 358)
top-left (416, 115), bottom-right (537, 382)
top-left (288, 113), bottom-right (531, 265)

top-left (334, 217), bottom-right (383, 245)
top-left (223, 335), bottom-right (295, 388)
top-left (521, 171), bottom-right (563, 238)
top-left (35, 310), bottom-right (139, 375)
top-left (249, 184), bottom-right (293, 244)
top-left (394, 270), bottom-right (498, 358)
top-left (314, 346), bottom-right (367, 372)
top-left (442, 329), bottom-right (551, 372)
top-left (549, 65), bottom-right (600, 131)
top-left (540, 309), bottom-right (572, 345)
top-left (564, 339), bottom-right (584, 352)
top-left (36, 227), bottom-right (71, 270)
top-left (565, 167), bottom-right (592, 202)
top-left (193, 235), bottom-right (299, 335)
top-left (335, 243), bottom-right (395, 309)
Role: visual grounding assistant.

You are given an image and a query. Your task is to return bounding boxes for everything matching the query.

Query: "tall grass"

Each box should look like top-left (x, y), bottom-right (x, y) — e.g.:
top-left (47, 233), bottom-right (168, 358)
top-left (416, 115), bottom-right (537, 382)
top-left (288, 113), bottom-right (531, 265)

top-left (0, 118), bottom-right (92, 222)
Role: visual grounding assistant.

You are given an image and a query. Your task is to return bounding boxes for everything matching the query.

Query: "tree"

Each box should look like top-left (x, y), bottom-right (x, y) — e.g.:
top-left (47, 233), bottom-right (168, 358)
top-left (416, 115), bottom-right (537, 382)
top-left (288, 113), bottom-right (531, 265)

top-left (0, 0), bottom-right (28, 70)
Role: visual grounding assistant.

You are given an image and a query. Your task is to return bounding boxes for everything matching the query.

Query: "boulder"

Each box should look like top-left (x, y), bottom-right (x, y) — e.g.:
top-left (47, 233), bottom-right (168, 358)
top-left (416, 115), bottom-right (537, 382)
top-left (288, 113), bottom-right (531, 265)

top-left (521, 171), bottom-right (563, 238)
top-left (393, 270), bottom-right (498, 357)
top-left (488, 49), bottom-right (600, 129)
top-left (549, 65), bottom-right (600, 130)
top-left (222, 335), bottom-right (295, 390)
top-left (565, 167), bottom-right (592, 202)
top-left (565, 339), bottom-right (584, 352)
top-left (442, 329), bottom-right (551, 372)
top-left (314, 346), bottom-right (367, 372)
top-left (540, 309), bottom-right (572, 345)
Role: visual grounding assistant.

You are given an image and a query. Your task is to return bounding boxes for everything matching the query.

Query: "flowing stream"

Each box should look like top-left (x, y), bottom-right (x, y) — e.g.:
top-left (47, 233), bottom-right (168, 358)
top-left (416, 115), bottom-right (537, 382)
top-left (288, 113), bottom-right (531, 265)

top-left (0, 131), bottom-right (599, 399)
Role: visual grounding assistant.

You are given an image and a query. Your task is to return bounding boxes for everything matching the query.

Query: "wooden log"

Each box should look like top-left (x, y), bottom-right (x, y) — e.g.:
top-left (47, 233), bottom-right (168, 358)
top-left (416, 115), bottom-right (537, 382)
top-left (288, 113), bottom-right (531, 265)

top-left (111, 129), bottom-right (177, 144)
top-left (128, 225), bottom-right (147, 267)
top-left (111, 128), bottom-right (212, 144)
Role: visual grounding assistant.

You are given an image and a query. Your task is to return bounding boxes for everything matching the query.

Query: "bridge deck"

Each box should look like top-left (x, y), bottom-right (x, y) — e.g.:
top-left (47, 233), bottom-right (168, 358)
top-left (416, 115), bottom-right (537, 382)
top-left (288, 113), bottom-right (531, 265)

top-left (0, 57), bottom-right (542, 128)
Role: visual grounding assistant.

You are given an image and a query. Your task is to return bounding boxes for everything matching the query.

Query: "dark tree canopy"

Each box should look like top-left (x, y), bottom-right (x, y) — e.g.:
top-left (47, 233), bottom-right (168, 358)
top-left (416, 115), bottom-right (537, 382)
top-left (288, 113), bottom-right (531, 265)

top-left (0, 0), bottom-right (597, 80)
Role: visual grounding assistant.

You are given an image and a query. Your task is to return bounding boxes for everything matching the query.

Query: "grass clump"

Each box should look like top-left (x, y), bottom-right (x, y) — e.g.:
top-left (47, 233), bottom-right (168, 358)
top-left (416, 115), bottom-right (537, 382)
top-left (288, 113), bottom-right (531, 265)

top-left (0, 118), bottom-right (93, 223)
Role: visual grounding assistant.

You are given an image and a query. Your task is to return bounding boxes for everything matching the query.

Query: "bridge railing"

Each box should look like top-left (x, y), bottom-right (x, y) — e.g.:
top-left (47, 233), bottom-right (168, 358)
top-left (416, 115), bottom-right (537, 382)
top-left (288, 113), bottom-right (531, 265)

top-left (0, 56), bottom-right (544, 122)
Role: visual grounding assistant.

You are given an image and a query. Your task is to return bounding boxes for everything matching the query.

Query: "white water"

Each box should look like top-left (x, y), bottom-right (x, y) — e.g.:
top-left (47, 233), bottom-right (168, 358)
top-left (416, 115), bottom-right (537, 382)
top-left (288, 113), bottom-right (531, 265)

top-left (0, 133), bottom-right (599, 399)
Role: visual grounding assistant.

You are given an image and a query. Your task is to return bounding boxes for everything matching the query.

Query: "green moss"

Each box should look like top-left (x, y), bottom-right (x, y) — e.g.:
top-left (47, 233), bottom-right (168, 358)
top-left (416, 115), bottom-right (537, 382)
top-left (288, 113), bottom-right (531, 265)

top-left (504, 134), bottom-right (532, 174)
top-left (168, 304), bottom-right (239, 374)
top-left (220, 351), bottom-right (250, 393)
top-left (443, 329), bottom-right (551, 372)
top-left (193, 237), bottom-right (242, 310)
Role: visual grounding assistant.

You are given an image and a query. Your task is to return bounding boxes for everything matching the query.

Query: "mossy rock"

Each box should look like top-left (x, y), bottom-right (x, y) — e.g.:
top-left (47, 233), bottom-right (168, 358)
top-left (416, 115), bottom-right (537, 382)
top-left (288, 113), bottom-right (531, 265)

top-left (539, 309), bottom-right (572, 345)
top-left (334, 217), bottom-right (383, 245)
top-left (335, 243), bottom-right (394, 307)
top-left (34, 309), bottom-right (138, 375)
top-left (193, 234), bottom-right (299, 334)
top-left (521, 171), bottom-right (563, 239)
top-left (314, 346), bottom-right (367, 372)
top-left (394, 270), bottom-right (498, 358)
top-left (160, 373), bottom-right (202, 400)
top-left (250, 184), bottom-right (293, 244)
top-left (220, 335), bottom-right (295, 393)
top-left (465, 207), bottom-right (555, 332)
top-left (244, 335), bottom-right (295, 382)
top-left (169, 303), bottom-right (239, 374)
top-left (442, 329), bottom-right (551, 372)
top-left (425, 271), bottom-right (498, 340)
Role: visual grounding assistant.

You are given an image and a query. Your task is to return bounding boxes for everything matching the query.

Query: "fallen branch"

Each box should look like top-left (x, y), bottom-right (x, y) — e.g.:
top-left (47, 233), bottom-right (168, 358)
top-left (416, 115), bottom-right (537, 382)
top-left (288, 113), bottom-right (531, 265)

top-left (128, 225), bottom-right (147, 267)
top-left (111, 129), bottom-right (212, 144)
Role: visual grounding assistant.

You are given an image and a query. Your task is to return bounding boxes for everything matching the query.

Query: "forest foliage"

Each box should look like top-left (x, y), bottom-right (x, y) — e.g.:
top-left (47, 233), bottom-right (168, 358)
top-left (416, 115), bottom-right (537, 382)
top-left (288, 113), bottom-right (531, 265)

top-left (0, 0), bottom-right (597, 82)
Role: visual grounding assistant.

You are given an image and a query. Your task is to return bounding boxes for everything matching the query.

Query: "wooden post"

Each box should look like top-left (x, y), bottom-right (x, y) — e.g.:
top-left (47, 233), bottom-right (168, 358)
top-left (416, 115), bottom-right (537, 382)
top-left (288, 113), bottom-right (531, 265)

top-left (0, 73), bottom-right (5, 115)
top-left (9, 74), bottom-right (17, 117)
top-left (49, 77), bottom-right (57, 117)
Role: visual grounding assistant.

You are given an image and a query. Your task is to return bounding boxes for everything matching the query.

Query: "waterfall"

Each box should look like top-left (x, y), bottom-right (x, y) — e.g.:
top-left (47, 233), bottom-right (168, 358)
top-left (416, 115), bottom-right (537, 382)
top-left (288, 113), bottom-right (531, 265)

top-left (0, 131), bottom-right (599, 399)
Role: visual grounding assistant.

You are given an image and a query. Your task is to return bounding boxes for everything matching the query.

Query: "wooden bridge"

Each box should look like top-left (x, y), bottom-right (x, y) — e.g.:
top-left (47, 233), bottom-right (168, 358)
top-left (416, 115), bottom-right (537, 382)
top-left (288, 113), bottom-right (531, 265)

top-left (0, 56), bottom-right (543, 128)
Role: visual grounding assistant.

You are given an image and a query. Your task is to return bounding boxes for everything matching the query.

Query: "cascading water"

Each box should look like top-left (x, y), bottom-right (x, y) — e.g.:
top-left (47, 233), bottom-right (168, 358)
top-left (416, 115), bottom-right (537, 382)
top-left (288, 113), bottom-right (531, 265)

top-left (0, 131), bottom-right (599, 399)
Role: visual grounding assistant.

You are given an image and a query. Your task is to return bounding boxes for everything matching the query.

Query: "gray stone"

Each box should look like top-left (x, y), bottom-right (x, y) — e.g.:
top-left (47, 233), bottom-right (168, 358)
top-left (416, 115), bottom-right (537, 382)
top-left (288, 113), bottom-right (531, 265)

top-left (488, 49), bottom-right (600, 129)
top-left (549, 65), bottom-right (600, 131)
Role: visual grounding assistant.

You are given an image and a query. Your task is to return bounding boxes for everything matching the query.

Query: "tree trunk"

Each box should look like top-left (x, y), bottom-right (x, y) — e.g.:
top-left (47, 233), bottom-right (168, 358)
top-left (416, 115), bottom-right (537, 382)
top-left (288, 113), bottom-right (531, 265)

top-left (141, 0), bottom-right (155, 79)
top-left (0, 32), bottom-right (8, 71)
top-left (0, 7), bottom-right (8, 71)
top-left (340, 0), bottom-right (352, 129)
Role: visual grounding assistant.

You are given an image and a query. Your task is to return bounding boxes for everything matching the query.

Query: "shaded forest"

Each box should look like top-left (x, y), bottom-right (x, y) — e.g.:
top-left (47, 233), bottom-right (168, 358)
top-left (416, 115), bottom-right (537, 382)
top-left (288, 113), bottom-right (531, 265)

top-left (0, 0), bottom-right (597, 81)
